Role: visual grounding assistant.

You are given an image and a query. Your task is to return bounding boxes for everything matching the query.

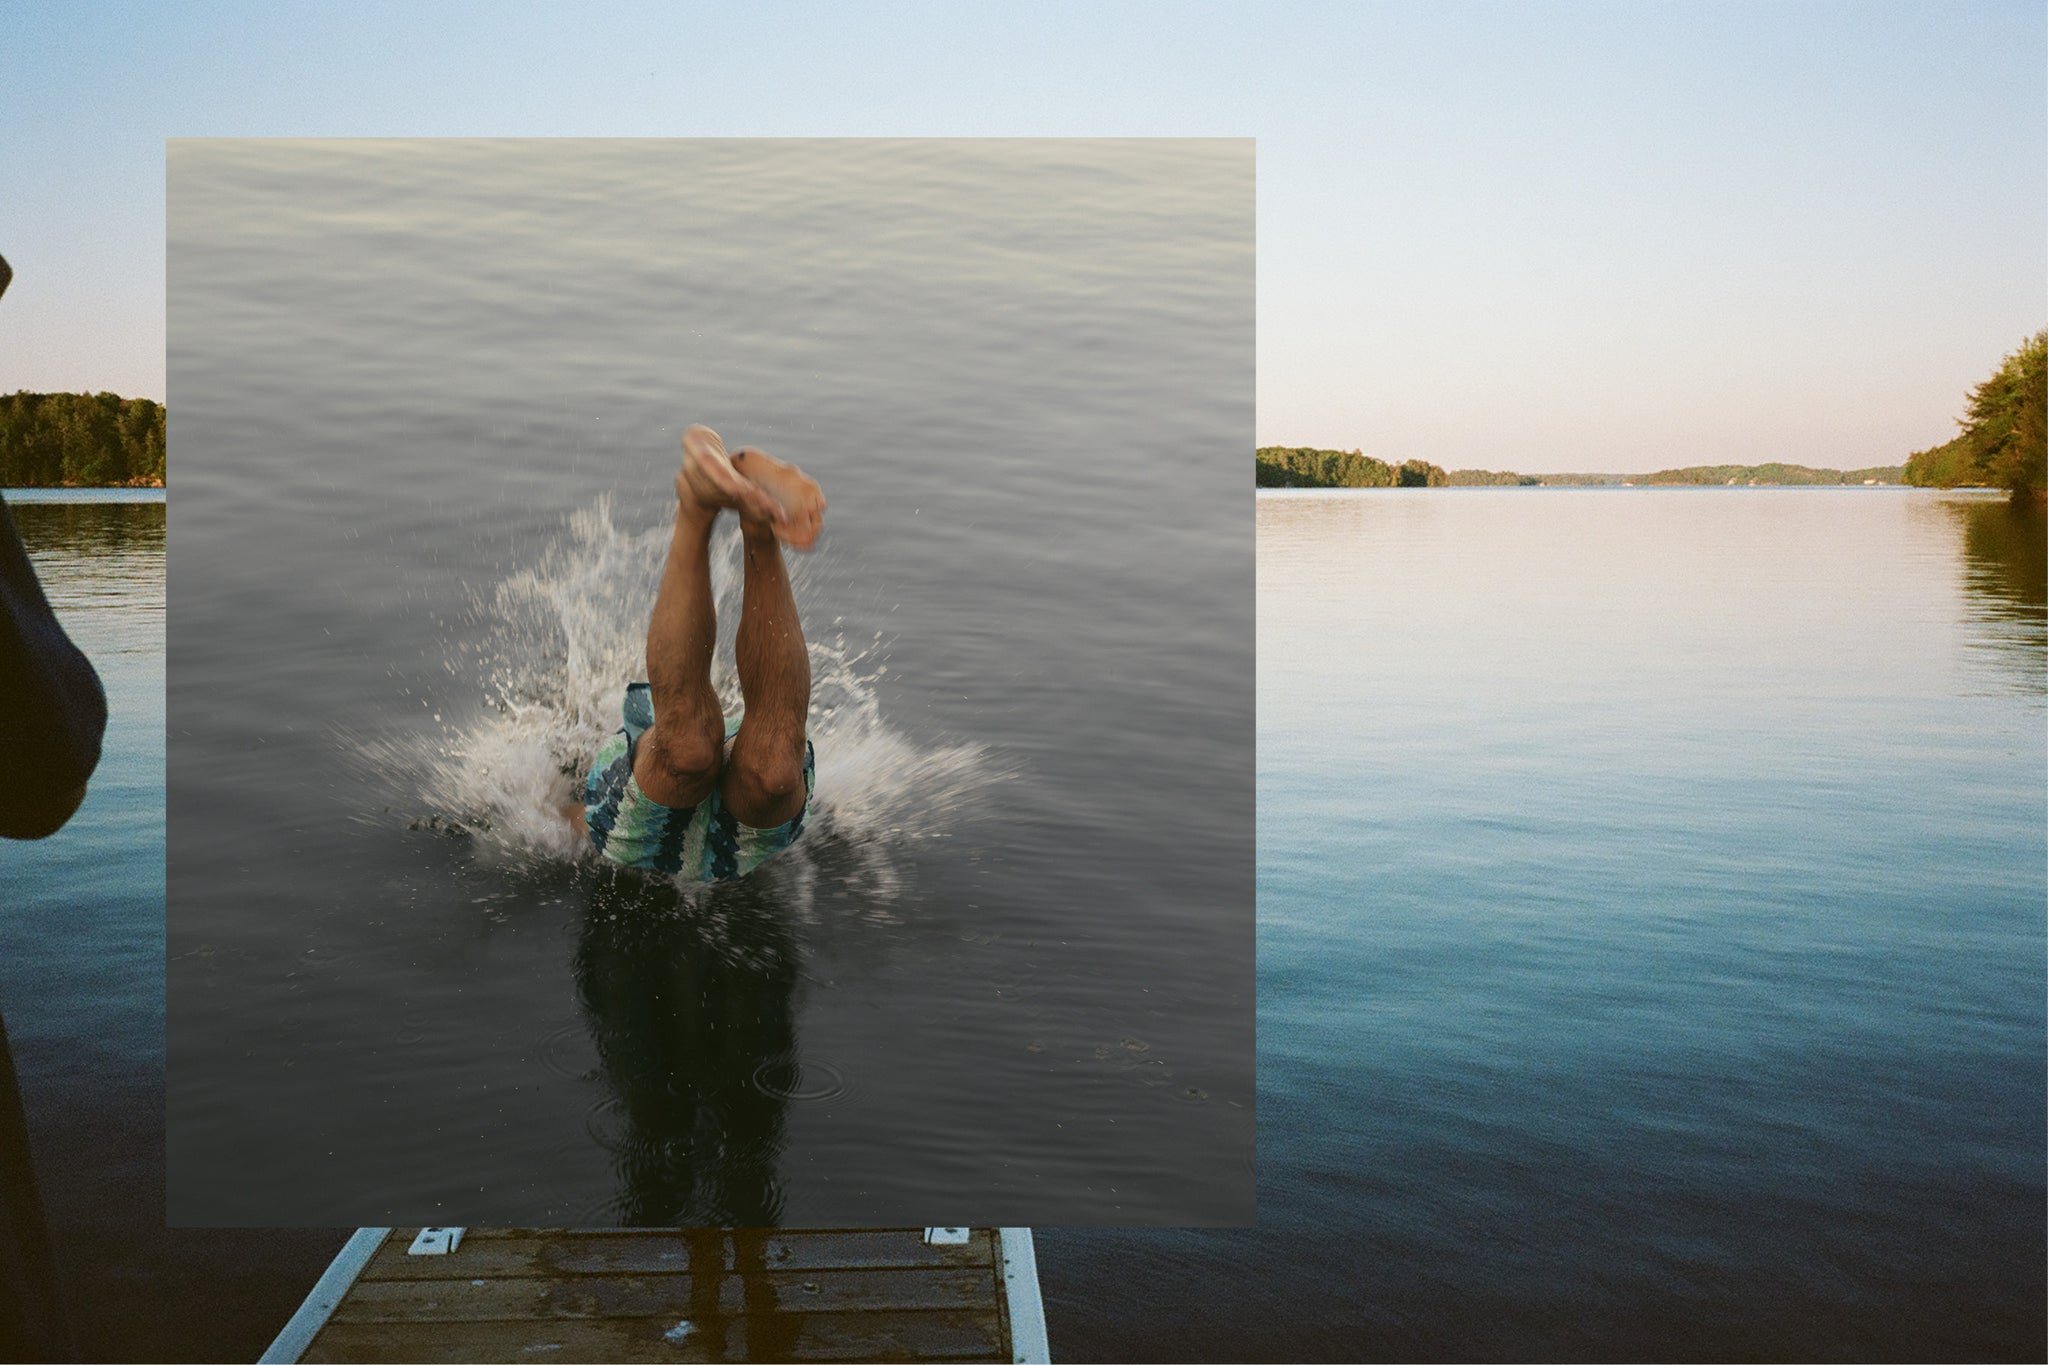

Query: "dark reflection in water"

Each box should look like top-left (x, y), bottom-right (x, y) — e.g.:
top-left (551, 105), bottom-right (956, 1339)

top-left (574, 872), bottom-right (798, 1227)
top-left (1948, 497), bottom-right (2047, 678)
top-left (1951, 497), bottom-right (2047, 610)
top-left (9, 498), bottom-right (166, 557)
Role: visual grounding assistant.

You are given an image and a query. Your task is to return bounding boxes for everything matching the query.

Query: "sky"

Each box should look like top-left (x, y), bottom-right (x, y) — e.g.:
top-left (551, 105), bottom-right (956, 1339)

top-left (1, 0), bottom-right (2041, 473)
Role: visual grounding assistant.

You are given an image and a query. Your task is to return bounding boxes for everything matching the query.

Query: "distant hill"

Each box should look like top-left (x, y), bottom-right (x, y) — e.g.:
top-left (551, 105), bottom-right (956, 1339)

top-left (1446, 469), bottom-right (1640, 486)
top-left (0, 391), bottom-right (166, 487)
top-left (1451, 463), bottom-right (1903, 486)
top-left (1266, 451), bottom-right (1911, 489)
top-left (1446, 468), bottom-right (1543, 486)
top-left (1635, 462), bottom-right (1905, 486)
top-left (1256, 446), bottom-right (1447, 488)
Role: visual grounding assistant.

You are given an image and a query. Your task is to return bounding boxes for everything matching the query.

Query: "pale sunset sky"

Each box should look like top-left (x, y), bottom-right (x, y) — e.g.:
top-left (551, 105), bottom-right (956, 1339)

top-left (2, 0), bottom-right (2041, 473)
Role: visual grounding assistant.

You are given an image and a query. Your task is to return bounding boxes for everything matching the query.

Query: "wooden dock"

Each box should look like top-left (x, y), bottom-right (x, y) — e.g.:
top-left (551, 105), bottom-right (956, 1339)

top-left (262, 1227), bottom-right (1050, 1363)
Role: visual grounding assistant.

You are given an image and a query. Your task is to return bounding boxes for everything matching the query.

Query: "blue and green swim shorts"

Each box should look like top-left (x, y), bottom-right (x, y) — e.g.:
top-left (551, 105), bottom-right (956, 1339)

top-left (582, 683), bottom-right (814, 883)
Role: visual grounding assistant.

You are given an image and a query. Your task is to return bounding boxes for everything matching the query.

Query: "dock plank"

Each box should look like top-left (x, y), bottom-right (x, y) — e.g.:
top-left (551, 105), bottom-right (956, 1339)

top-left (360, 1229), bottom-right (994, 1281)
top-left (333, 1266), bottom-right (998, 1322)
top-left (304, 1308), bottom-right (1006, 1363)
top-left (297, 1228), bottom-right (1020, 1364)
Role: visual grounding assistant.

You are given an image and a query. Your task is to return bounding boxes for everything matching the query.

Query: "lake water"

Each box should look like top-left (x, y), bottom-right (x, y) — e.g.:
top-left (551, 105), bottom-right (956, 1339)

top-left (0, 496), bottom-right (165, 1291)
top-left (166, 140), bottom-right (1255, 1228)
top-left (8, 485), bottom-right (2040, 1361)
top-left (1041, 487), bottom-right (2044, 1362)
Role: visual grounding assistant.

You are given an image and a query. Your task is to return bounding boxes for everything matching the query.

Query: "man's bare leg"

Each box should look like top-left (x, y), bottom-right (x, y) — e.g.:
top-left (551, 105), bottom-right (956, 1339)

top-left (721, 447), bottom-right (825, 828)
top-left (631, 431), bottom-right (743, 809)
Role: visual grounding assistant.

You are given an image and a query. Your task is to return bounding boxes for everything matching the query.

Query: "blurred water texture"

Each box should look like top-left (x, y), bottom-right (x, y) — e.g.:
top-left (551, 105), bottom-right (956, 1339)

top-left (165, 140), bottom-right (1255, 1228)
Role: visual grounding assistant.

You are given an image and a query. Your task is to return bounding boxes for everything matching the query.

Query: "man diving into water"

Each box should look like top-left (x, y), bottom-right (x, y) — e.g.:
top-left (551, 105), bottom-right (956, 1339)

top-left (578, 424), bottom-right (826, 883)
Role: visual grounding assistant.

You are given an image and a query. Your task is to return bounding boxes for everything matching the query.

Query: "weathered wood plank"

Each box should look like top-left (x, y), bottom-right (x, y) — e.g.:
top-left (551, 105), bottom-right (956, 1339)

top-left (334, 1266), bottom-right (998, 1323)
top-left (451, 1227), bottom-right (972, 1240)
top-left (361, 1229), bottom-right (994, 1281)
top-left (360, 1233), bottom-right (698, 1282)
top-left (304, 1308), bottom-right (1006, 1363)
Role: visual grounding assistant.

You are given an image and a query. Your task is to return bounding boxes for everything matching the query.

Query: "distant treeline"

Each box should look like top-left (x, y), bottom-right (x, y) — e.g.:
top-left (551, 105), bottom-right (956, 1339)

top-left (1446, 463), bottom-right (1904, 486)
top-left (1256, 446), bottom-right (1448, 488)
top-left (0, 391), bottom-right (166, 487)
top-left (1270, 457), bottom-right (1907, 488)
top-left (1448, 468), bottom-right (1543, 486)
top-left (1635, 462), bottom-right (1905, 486)
top-left (1453, 471), bottom-right (1629, 486)
top-left (1903, 330), bottom-right (2046, 501)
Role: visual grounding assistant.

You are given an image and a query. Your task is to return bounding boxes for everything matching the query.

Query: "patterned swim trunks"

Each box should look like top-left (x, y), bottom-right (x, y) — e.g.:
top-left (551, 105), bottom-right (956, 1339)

top-left (582, 683), bottom-right (814, 883)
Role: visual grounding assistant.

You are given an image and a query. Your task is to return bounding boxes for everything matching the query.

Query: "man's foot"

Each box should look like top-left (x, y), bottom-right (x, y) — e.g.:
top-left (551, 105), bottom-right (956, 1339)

top-left (679, 424), bottom-right (780, 523)
top-left (731, 446), bottom-right (826, 550)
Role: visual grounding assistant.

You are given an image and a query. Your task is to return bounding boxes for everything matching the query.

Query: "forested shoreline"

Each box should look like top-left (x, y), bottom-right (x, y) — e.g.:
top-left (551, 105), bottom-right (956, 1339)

top-left (1260, 331), bottom-right (2044, 499)
top-left (1631, 462), bottom-right (1906, 486)
top-left (1903, 330), bottom-right (2046, 502)
top-left (1256, 448), bottom-right (1905, 489)
top-left (1255, 446), bottom-right (1448, 487)
top-left (0, 391), bottom-right (166, 487)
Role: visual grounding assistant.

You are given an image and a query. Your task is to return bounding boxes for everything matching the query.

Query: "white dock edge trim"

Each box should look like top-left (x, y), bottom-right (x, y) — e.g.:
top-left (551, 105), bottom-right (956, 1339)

top-left (258, 1227), bottom-right (390, 1364)
top-left (999, 1227), bottom-right (1051, 1364)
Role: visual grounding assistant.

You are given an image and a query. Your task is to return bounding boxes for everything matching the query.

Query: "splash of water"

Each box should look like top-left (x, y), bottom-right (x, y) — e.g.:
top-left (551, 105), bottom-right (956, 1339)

top-left (377, 496), bottom-right (995, 905)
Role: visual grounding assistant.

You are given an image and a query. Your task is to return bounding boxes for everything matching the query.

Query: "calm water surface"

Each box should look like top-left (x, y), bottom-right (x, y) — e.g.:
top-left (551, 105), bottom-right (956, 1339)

top-left (167, 140), bottom-right (1255, 1228)
top-left (9, 487), bottom-right (2041, 1361)
top-left (1, 497), bottom-right (164, 1260)
top-left (1044, 488), bottom-right (2044, 1363)
top-left (0, 495), bottom-right (337, 1364)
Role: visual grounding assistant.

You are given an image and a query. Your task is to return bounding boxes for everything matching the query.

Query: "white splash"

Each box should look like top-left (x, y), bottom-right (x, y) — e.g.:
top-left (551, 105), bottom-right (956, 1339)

top-left (375, 497), bottom-right (995, 905)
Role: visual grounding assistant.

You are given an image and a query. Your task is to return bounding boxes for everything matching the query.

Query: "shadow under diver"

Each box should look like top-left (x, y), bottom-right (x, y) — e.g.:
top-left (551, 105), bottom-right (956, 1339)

top-left (573, 868), bottom-right (802, 1229)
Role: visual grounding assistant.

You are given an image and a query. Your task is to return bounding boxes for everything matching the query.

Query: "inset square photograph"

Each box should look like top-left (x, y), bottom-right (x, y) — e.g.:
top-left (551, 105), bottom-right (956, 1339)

top-left (166, 138), bottom-right (1252, 1227)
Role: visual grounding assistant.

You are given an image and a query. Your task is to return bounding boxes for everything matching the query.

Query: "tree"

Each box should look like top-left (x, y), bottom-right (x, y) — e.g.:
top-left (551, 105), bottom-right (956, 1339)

top-left (1903, 330), bottom-right (2046, 502)
top-left (0, 391), bottom-right (166, 487)
top-left (1255, 446), bottom-right (1446, 489)
top-left (1971, 330), bottom-right (2046, 501)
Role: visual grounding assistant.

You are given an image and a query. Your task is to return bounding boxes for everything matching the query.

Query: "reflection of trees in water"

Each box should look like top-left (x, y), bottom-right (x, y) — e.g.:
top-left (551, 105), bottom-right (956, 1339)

top-left (8, 500), bottom-right (165, 557)
top-left (1953, 498), bottom-right (2046, 608)
top-left (574, 871), bottom-right (799, 1227)
top-left (1947, 498), bottom-right (2046, 668)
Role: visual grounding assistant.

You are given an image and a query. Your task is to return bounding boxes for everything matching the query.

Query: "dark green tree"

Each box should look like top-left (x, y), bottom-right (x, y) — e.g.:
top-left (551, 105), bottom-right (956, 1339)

top-left (1970, 330), bottom-right (2046, 501)
top-left (0, 391), bottom-right (165, 487)
top-left (1255, 446), bottom-right (1446, 489)
top-left (1904, 330), bottom-right (2047, 502)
